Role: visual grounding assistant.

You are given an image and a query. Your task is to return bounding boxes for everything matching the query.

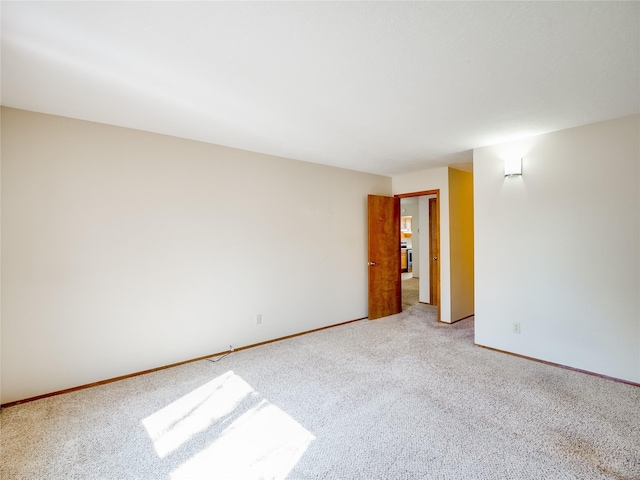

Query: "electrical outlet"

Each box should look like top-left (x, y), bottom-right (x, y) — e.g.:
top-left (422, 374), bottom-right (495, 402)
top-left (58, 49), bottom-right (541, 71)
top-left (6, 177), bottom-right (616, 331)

top-left (513, 322), bottom-right (521, 334)
top-left (256, 313), bottom-right (262, 325)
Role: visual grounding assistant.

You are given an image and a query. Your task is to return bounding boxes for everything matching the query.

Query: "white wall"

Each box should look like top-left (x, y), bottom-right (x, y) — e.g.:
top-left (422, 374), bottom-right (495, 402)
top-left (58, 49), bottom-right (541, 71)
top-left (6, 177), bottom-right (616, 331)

top-left (393, 167), bottom-right (451, 322)
top-left (0, 107), bottom-right (391, 403)
top-left (474, 115), bottom-right (640, 383)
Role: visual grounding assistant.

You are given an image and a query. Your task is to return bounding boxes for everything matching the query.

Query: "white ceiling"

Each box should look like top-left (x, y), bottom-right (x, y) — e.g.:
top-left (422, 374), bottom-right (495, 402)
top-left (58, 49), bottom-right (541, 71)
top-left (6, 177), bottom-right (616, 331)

top-left (2, 1), bottom-right (638, 176)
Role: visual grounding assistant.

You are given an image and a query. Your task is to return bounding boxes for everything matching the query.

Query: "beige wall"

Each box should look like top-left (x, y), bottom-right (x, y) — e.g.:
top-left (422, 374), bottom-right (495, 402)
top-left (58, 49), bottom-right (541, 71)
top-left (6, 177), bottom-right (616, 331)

top-left (0, 107), bottom-right (391, 403)
top-left (448, 168), bottom-right (474, 321)
top-left (474, 114), bottom-right (640, 382)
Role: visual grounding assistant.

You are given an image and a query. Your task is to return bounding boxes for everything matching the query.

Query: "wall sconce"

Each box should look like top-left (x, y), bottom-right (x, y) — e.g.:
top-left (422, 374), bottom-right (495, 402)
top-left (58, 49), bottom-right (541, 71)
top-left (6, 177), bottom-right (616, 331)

top-left (504, 158), bottom-right (522, 176)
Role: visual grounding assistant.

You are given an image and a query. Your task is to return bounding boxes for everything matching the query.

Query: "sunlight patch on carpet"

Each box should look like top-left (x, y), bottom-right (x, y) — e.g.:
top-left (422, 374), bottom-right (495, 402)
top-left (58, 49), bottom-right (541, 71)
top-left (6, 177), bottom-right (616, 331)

top-left (142, 370), bottom-right (315, 478)
top-left (142, 370), bottom-right (253, 458)
top-left (170, 398), bottom-right (315, 479)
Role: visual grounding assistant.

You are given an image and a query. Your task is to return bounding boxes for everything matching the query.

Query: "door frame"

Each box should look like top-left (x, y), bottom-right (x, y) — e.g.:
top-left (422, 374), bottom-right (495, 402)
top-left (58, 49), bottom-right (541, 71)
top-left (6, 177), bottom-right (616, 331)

top-left (396, 190), bottom-right (440, 322)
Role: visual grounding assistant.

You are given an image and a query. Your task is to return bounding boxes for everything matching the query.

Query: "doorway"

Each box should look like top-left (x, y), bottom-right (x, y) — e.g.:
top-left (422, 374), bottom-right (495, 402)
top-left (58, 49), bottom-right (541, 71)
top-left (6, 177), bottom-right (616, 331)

top-left (400, 197), bottom-right (418, 309)
top-left (367, 191), bottom-right (440, 321)
top-left (397, 191), bottom-right (440, 319)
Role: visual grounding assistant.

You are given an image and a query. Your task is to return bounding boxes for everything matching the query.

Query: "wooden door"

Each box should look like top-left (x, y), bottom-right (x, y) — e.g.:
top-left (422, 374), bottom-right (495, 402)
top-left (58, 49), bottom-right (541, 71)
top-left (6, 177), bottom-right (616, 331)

top-left (368, 195), bottom-right (401, 320)
top-left (429, 197), bottom-right (440, 313)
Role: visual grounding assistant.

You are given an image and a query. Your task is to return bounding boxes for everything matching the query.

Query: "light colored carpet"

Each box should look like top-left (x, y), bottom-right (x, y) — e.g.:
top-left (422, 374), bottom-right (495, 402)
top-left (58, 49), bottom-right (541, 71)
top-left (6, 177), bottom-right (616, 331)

top-left (2, 303), bottom-right (639, 479)
top-left (402, 277), bottom-right (420, 309)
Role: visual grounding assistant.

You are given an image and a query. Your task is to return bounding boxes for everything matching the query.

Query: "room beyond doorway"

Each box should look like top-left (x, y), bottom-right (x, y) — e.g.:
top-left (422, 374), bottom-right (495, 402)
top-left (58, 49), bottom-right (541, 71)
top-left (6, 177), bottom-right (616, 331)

top-left (399, 193), bottom-right (439, 314)
top-left (400, 196), bottom-right (419, 311)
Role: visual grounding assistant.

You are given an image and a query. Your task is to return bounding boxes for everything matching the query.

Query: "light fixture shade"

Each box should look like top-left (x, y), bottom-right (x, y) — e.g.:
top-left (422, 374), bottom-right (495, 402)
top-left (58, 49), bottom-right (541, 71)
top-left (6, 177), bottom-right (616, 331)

top-left (504, 157), bottom-right (522, 176)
